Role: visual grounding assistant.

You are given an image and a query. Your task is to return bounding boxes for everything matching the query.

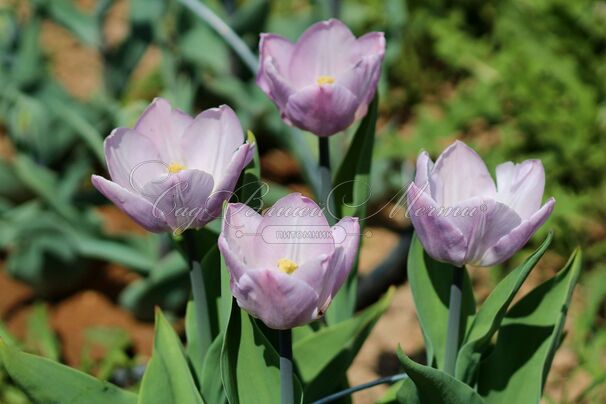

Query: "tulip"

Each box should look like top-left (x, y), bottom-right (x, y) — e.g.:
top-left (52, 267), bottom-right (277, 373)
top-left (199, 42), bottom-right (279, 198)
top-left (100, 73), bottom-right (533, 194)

top-left (407, 140), bottom-right (555, 267)
top-left (218, 193), bottom-right (360, 329)
top-left (92, 98), bottom-right (255, 233)
top-left (257, 19), bottom-right (385, 137)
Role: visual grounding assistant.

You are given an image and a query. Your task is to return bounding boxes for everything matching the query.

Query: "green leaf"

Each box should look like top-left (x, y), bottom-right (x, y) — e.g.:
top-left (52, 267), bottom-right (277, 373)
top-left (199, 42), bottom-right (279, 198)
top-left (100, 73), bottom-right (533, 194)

top-left (326, 94), bottom-right (379, 325)
top-left (49, 102), bottom-right (105, 164)
top-left (12, 155), bottom-right (80, 223)
top-left (221, 306), bottom-right (302, 404)
top-left (407, 234), bottom-right (475, 369)
top-left (377, 379), bottom-right (405, 404)
top-left (26, 304), bottom-right (60, 361)
top-left (230, 0), bottom-right (270, 35)
top-left (119, 251), bottom-right (189, 320)
top-left (477, 248), bottom-right (582, 403)
top-left (199, 334), bottom-right (226, 404)
top-left (74, 237), bottom-right (155, 272)
top-left (333, 94), bottom-right (379, 219)
top-left (294, 287), bottom-right (394, 401)
top-left (0, 339), bottom-right (136, 404)
top-left (0, 322), bottom-right (18, 347)
top-left (456, 232), bottom-right (553, 383)
top-left (396, 347), bottom-right (484, 404)
top-left (12, 17), bottom-right (43, 87)
top-left (138, 309), bottom-right (204, 404)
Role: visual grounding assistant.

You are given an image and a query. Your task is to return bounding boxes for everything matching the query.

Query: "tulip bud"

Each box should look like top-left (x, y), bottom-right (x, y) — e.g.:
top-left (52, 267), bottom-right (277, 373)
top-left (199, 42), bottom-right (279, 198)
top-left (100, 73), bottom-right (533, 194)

top-left (92, 98), bottom-right (255, 234)
top-left (407, 141), bottom-right (555, 267)
top-left (218, 193), bottom-right (360, 329)
top-left (257, 19), bottom-right (385, 137)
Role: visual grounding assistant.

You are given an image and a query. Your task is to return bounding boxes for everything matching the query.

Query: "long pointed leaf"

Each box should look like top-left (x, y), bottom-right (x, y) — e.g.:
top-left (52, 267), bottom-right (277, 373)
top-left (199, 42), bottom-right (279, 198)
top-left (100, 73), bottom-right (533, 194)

top-left (477, 248), bottom-right (582, 403)
top-left (138, 309), bottom-right (203, 404)
top-left (396, 347), bottom-right (484, 404)
top-left (456, 232), bottom-right (553, 383)
top-left (0, 340), bottom-right (136, 404)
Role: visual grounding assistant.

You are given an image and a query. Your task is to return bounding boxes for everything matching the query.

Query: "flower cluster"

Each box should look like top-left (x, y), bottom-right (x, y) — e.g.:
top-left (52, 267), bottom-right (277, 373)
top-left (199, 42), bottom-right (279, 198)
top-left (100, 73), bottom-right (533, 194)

top-left (93, 19), bottom-right (554, 331)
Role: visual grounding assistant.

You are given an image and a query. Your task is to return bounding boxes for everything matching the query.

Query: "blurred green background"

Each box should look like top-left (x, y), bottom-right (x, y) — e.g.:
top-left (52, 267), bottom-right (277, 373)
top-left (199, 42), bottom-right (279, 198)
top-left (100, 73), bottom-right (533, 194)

top-left (0, 0), bottom-right (605, 402)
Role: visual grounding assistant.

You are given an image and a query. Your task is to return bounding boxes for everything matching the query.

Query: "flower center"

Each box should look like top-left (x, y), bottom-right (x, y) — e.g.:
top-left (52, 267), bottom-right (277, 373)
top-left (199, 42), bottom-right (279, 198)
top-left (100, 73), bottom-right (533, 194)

top-left (168, 162), bottom-right (186, 173)
top-left (277, 258), bottom-right (299, 275)
top-left (315, 75), bottom-right (336, 86)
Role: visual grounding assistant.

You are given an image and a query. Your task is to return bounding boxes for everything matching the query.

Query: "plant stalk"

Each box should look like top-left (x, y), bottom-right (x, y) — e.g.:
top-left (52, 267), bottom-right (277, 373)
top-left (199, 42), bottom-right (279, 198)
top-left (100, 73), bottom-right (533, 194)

top-left (279, 329), bottom-right (294, 404)
top-left (444, 266), bottom-right (464, 376)
top-left (318, 137), bottom-right (336, 225)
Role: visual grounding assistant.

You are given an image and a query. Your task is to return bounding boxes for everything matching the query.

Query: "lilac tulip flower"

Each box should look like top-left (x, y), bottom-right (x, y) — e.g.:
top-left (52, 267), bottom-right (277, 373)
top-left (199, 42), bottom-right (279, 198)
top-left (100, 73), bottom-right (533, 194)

top-left (257, 19), bottom-right (385, 137)
top-left (407, 141), bottom-right (555, 267)
top-left (218, 193), bottom-right (360, 329)
top-left (92, 98), bottom-right (255, 234)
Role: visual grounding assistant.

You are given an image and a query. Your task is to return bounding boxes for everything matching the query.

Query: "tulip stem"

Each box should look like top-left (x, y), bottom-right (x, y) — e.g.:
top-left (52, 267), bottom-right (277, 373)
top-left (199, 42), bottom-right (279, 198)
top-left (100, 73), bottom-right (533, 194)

top-left (318, 137), bottom-right (336, 225)
top-left (181, 231), bottom-right (213, 364)
top-left (279, 329), bottom-right (294, 404)
top-left (444, 266), bottom-right (464, 376)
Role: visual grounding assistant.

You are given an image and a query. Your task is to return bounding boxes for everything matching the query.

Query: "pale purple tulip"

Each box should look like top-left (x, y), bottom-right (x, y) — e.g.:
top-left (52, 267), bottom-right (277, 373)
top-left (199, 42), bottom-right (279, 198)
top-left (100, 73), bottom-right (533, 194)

top-left (218, 193), bottom-right (360, 329)
top-left (257, 19), bottom-right (385, 137)
top-left (407, 141), bottom-right (555, 267)
top-left (92, 98), bottom-right (255, 233)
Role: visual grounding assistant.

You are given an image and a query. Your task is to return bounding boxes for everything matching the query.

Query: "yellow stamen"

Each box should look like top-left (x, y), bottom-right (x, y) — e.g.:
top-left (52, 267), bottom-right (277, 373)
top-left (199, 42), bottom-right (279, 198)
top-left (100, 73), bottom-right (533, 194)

top-left (277, 258), bottom-right (299, 275)
top-left (168, 162), bottom-right (186, 173)
top-left (316, 75), bottom-right (336, 86)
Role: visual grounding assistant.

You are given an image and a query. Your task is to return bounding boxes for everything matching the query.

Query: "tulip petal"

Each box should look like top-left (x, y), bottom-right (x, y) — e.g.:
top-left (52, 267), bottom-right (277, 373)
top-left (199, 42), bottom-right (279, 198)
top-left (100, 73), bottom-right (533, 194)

top-left (257, 33), bottom-right (295, 93)
top-left (414, 151), bottom-right (434, 189)
top-left (221, 203), bottom-right (263, 269)
top-left (430, 140), bottom-right (496, 206)
top-left (292, 253), bottom-right (331, 297)
top-left (336, 54), bottom-right (382, 118)
top-left (477, 197), bottom-right (555, 266)
top-left (262, 60), bottom-right (297, 113)
top-left (91, 175), bottom-right (169, 233)
top-left (356, 31), bottom-right (386, 60)
top-left (255, 193), bottom-right (334, 266)
top-left (232, 269), bottom-right (319, 329)
top-left (140, 169), bottom-right (215, 232)
top-left (496, 160), bottom-right (545, 220)
top-left (205, 141), bottom-right (256, 218)
top-left (104, 128), bottom-right (164, 191)
top-left (134, 97), bottom-right (193, 163)
top-left (181, 105), bottom-right (245, 180)
top-left (285, 84), bottom-right (358, 137)
top-left (289, 19), bottom-right (358, 88)
top-left (219, 235), bottom-right (249, 284)
top-left (317, 217), bottom-right (360, 312)
top-left (447, 197), bottom-right (522, 264)
top-left (407, 182), bottom-right (467, 266)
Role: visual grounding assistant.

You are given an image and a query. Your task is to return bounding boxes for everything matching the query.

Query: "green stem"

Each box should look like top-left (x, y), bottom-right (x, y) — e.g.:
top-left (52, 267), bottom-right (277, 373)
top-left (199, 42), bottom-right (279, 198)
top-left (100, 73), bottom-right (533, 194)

top-left (279, 329), bottom-right (294, 404)
top-left (318, 137), bottom-right (336, 225)
top-left (444, 267), bottom-right (464, 376)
